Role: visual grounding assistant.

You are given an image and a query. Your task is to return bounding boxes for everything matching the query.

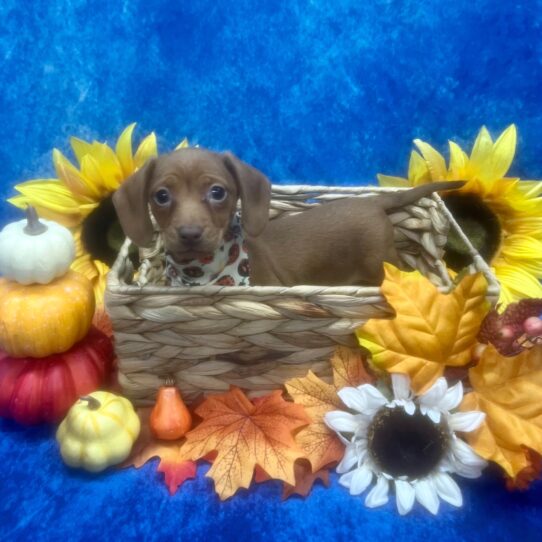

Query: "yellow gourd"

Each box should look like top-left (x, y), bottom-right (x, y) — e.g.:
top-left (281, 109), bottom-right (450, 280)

top-left (0, 270), bottom-right (95, 357)
top-left (56, 391), bottom-right (140, 472)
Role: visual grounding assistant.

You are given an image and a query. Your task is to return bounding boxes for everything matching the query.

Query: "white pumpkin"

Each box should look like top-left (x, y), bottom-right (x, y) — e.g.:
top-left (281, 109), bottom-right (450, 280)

top-left (0, 207), bottom-right (76, 285)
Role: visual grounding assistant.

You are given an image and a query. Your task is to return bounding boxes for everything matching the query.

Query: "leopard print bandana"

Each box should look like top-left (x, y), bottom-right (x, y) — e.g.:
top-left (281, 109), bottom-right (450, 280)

top-left (165, 213), bottom-right (250, 286)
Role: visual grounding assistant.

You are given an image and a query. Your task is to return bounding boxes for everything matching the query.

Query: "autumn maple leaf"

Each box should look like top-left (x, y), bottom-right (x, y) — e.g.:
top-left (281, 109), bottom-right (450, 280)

top-left (285, 346), bottom-right (374, 473)
top-left (460, 345), bottom-right (542, 479)
top-left (182, 387), bottom-right (310, 500)
top-left (357, 264), bottom-right (489, 393)
top-left (122, 408), bottom-right (197, 495)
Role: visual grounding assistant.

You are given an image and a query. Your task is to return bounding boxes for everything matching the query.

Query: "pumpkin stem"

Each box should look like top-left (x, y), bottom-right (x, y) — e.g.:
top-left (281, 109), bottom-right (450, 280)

top-left (24, 206), bottom-right (48, 236)
top-left (80, 395), bottom-right (102, 410)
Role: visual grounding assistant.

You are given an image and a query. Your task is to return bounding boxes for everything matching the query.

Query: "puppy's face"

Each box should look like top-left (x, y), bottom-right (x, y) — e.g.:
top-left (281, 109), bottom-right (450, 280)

top-left (148, 151), bottom-right (239, 262)
top-left (112, 148), bottom-right (271, 263)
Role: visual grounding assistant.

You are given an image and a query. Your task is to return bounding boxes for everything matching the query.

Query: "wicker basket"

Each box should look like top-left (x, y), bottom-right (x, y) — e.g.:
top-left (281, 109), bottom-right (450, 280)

top-left (105, 184), bottom-right (500, 406)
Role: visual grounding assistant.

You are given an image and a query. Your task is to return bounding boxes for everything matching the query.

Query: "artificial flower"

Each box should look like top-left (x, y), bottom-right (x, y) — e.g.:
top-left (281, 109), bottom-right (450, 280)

top-left (378, 125), bottom-right (542, 307)
top-left (324, 373), bottom-right (486, 515)
top-left (8, 124), bottom-right (188, 304)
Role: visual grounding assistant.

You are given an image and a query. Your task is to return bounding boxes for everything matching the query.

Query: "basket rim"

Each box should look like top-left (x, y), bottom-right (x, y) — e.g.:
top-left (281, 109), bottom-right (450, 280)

top-left (105, 183), bottom-right (501, 300)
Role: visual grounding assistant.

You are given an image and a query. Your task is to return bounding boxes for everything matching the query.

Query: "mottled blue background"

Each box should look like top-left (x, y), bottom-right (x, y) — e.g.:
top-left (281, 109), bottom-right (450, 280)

top-left (1, 0), bottom-right (542, 540)
top-left (1, 0), bottom-right (542, 226)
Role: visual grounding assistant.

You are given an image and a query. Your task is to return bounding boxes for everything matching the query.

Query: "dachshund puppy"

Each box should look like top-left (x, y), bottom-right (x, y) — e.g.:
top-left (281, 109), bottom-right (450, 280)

top-left (113, 148), bottom-right (463, 286)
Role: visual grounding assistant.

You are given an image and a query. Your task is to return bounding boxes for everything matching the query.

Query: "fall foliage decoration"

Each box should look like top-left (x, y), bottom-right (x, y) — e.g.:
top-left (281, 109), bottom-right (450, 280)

top-left (149, 380), bottom-right (193, 440)
top-left (0, 270), bottom-right (95, 358)
top-left (460, 345), bottom-right (542, 478)
top-left (0, 326), bottom-right (114, 425)
top-left (0, 206), bottom-right (75, 285)
top-left (285, 346), bottom-right (374, 473)
top-left (357, 264), bottom-right (489, 393)
top-left (182, 387), bottom-right (310, 500)
top-left (57, 391), bottom-right (140, 472)
top-left (478, 298), bottom-right (542, 356)
top-left (122, 407), bottom-right (197, 495)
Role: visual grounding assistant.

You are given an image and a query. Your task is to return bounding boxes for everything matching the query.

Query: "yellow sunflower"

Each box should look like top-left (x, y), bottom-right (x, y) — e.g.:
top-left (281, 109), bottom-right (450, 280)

top-left (378, 124), bottom-right (542, 307)
top-left (8, 124), bottom-right (188, 304)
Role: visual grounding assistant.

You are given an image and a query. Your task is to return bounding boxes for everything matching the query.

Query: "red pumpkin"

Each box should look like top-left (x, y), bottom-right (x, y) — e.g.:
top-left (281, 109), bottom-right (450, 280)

top-left (0, 326), bottom-right (114, 425)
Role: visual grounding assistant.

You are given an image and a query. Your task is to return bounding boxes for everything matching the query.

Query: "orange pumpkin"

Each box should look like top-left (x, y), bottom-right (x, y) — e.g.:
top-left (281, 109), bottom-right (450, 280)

top-left (0, 270), bottom-right (95, 358)
top-left (150, 380), bottom-right (193, 440)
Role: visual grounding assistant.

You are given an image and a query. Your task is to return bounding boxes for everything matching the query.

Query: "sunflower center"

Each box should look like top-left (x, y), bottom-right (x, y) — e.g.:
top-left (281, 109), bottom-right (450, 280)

top-left (441, 193), bottom-right (502, 271)
top-left (367, 407), bottom-right (450, 480)
top-left (81, 195), bottom-right (135, 267)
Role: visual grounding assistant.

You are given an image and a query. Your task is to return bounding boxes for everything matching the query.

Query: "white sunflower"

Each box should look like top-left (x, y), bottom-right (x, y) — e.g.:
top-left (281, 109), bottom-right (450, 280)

top-left (324, 374), bottom-right (487, 515)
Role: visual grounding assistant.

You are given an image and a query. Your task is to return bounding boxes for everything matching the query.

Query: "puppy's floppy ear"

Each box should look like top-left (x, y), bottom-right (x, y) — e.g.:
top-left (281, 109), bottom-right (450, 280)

top-left (222, 152), bottom-right (271, 237)
top-left (112, 158), bottom-right (156, 247)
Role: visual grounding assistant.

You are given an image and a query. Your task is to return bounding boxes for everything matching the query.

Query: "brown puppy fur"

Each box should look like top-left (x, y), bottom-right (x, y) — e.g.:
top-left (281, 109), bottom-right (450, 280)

top-left (113, 148), bottom-right (463, 286)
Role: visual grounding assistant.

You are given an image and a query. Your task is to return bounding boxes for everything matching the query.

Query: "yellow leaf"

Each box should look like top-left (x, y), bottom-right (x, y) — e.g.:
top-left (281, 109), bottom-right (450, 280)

top-left (115, 123), bottom-right (136, 178)
top-left (356, 264), bottom-right (489, 393)
top-left (460, 345), bottom-right (542, 477)
top-left (285, 346), bottom-right (373, 472)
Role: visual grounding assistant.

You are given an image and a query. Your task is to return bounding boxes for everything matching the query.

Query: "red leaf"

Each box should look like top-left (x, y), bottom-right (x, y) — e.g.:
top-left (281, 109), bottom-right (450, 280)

top-left (157, 459), bottom-right (197, 495)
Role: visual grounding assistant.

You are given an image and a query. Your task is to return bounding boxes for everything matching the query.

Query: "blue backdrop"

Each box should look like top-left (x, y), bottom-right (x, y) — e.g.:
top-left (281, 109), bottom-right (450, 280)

top-left (1, 1), bottom-right (542, 540)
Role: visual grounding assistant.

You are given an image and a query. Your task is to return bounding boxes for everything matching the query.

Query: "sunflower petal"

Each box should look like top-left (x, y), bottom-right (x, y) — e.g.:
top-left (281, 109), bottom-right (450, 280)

top-left (14, 180), bottom-right (90, 209)
top-left (395, 480), bottom-right (416, 515)
top-left (490, 124), bottom-right (517, 180)
top-left (79, 154), bottom-right (110, 197)
top-left (377, 174), bottom-right (410, 188)
top-left (469, 126), bottom-right (493, 180)
top-left (414, 478), bottom-right (440, 515)
top-left (517, 180), bottom-right (542, 198)
top-left (7, 195), bottom-right (82, 227)
top-left (448, 141), bottom-right (469, 179)
top-left (116, 123), bottom-right (136, 177)
top-left (365, 476), bottom-right (389, 508)
top-left (53, 149), bottom-right (101, 199)
top-left (432, 472), bottom-right (463, 507)
top-left (494, 264), bottom-right (542, 305)
top-left (134, 132), bottom-right (158, 169)
top-left (413, 140), bottom-right (448, 181)
top-left (70, 136), bottom-right (95, 165)
top-left (175, 137), bottom-right (190, 150)
top-left (87, 142), bottom-right (124, 191)
top-left (408, 150), bottom-right (432, 185)
top-left (349, 465), bottom-right (373, 495)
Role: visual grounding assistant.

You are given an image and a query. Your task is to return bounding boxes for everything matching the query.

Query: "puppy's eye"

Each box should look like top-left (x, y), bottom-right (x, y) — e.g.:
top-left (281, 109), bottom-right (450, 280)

top-left (208, 185), bottom-right (227, 203)
top-left (153, 188), bottom-right (171, 206)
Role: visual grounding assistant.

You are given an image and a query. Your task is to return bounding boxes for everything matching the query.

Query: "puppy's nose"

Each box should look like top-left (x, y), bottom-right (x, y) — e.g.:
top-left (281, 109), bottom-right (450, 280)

top-left (179, 225), bottom-right (203, 244)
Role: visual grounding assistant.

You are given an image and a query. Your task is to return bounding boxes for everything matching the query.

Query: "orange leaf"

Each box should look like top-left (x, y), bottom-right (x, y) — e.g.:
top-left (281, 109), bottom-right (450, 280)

top-left (285, 347), bottom-right (373, 472)
top-left (183, 387), bottom-right (310, 500)
top-left (282, 459), bottom-right (330, 499)
top-left (460, 345), bottom-right (542, 478)
top-left (357, 264), bottom-right (489, 393)
top-left (122, 408), bottom-right (197, 495)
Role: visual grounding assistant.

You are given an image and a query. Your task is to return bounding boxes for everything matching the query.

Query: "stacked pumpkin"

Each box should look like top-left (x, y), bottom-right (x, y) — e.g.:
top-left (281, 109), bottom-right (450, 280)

top-left (0, 207), bottom-right (114, 425)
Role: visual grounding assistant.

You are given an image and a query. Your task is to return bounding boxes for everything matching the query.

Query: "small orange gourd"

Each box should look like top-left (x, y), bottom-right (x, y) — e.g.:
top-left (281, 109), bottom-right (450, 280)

top-left (149, 378), bottom-right (193, 440)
